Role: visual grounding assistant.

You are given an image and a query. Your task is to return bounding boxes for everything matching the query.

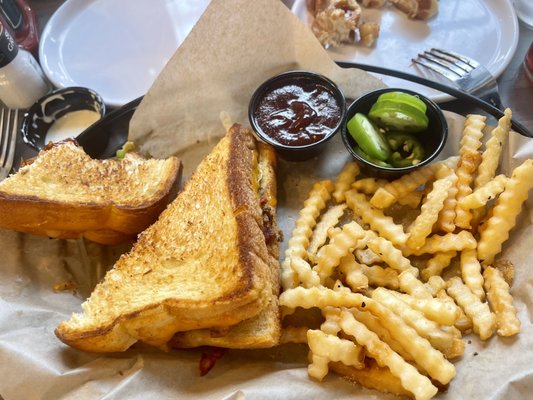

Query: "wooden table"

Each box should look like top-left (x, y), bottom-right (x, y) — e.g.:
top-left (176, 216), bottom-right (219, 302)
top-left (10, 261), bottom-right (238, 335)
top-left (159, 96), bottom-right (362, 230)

top-left (23, 0), bottom-right (533, 144)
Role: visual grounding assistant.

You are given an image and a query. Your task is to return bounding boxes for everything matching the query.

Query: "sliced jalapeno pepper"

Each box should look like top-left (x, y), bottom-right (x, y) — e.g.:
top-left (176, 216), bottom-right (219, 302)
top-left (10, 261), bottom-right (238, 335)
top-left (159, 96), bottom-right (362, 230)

top-left (374, 91), bottom-right (427, 114)
top-left (369, 100), bottom-right (429, 132)
top-left (347, 113), bottom-right (391, 161)
top-left (386, 132), bottom-right (425, 168)
top-left (353, 145), bottom-right (393, 168)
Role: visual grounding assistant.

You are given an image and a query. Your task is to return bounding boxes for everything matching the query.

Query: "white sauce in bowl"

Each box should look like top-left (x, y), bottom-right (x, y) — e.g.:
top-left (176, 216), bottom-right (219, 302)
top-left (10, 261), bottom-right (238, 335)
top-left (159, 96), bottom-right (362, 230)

top-left (45, 109), bottom-right (101, 143)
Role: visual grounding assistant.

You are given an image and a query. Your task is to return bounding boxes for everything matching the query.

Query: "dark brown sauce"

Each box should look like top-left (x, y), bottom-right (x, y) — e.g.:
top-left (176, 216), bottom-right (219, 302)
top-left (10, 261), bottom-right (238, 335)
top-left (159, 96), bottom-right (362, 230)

top-left (254, 79), bottom-right (341, 146)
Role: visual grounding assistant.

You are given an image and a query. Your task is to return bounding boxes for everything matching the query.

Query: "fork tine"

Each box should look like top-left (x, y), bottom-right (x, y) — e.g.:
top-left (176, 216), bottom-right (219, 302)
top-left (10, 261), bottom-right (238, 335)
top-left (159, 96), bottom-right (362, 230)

top-left (420, 52), bottom-right (468, 76)
top-left (412, 56), bottom-right (461, 82)
top-left (431, 48), bottom-right (480, 69)
top-left (426, 50), bottom-right (474, 74)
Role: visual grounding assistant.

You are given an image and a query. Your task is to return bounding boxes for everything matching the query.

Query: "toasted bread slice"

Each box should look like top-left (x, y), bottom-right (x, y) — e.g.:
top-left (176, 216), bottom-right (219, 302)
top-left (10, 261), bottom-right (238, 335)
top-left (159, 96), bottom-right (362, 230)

top-left (0, 141), bottom-right (181, 245)
top-left (56, 124), bottom-right (280, 352)
top-left (169, 140), bottom-right (281, 349)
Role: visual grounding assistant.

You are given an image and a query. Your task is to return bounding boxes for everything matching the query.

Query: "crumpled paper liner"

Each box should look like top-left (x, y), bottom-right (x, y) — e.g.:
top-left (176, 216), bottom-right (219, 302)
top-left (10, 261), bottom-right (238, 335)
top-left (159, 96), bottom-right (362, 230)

top-left (1, 0), bottom-right (533, 398)
top-left (128, 0), bottom-right (384, 159)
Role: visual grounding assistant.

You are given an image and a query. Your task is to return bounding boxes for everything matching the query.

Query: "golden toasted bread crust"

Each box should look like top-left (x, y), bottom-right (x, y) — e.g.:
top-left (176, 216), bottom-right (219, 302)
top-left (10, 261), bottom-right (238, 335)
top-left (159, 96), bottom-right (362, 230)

top-left (56, 125), bottom-right (279, 352)
top-left (0, 142), bottom-right (181, 244)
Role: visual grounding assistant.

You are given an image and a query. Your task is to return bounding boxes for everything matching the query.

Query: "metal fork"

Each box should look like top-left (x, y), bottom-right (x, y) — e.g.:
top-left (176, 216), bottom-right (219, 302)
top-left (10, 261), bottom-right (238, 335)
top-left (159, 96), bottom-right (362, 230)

top-left (0, 108), bottom-right (19, 180)
top-left (412, 48), bottom-right (503, 110)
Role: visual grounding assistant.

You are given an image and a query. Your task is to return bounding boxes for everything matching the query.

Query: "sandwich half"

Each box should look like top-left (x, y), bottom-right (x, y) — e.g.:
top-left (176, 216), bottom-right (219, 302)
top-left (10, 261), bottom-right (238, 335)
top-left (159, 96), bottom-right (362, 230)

top-left (56, 124), bottom-right (281, 352)
top-left (0, 141), bottom-right (181, 245)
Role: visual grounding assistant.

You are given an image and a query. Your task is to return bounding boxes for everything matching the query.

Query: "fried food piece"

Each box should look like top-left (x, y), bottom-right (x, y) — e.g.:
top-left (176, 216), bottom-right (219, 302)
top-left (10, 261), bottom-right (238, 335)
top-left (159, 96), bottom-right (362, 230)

top-left (420, 251), bottom-right (457, 282)
top-left (352, 177), bottom-right (387, 194)
top-left (446, 277), bottom-right (496, 340)
top-left (483, 266), bottom-right (520, 337)
top-left (406, 168), bottom-right (454, 250)
top-left (281, 180), bottom-right (333, 289)
top-left (338, 310), bottom-right (438, 400)
top-left (308, 204), bottom-right (346, 261)
top-left (454, 114), bottom-right (486, 229)
top-left (346, 190), bottom-right (409, 246)
top-left (403, 231), bottom-right (477, 257)
top-left (314, 221), bottom-right (366, 282)
top-left (475, 108), bottom-right (512, 189)
top-left (359, 21), bottom-right (380, 47)
top-left (333, 161), bottom-right (360, 203)
top-left (362, 264), bottom-right (400, 289)
top-left (370, 163), bottom-right (438, 209)
top-left (311, 0), bottom-right (362, 47)
top-left (390, 291), bottom-right (460, 326)
top-left (307, 329), bottom-right (365, 380)
top-left (460, 249), bottom-right (485, 301)
top-left (459, 174), bottom-right (508, 210)
top-left (339, 253), bottom-right (369, 291)
top-left (398, 270), bottom-right (433, 299)
top-left (477, 159), bottom-right (533, 265)
top-left (390, 0), bottom-right (439, 20)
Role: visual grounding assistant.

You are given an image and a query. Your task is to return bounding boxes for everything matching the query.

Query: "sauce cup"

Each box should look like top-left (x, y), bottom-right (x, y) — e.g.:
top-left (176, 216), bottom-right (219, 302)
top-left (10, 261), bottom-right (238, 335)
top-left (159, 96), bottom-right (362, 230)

top-left (341, 88), bottom-right (448, 178)
top-left (249, 70), bottom-right (346, 161)
top-left (21, 87), bottom-right (105, 152)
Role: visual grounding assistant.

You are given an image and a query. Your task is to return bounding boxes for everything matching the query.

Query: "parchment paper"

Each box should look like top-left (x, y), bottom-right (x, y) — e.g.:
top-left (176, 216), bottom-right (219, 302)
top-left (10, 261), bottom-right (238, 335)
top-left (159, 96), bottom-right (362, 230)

top-left (1, 0), bottom-right (533, 399)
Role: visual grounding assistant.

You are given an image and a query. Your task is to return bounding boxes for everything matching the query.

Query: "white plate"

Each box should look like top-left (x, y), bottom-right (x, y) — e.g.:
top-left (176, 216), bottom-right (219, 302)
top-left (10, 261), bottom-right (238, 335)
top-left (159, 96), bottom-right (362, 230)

top-left (39, 0), bottom-right (210, 107)
top-left (292, 0), bottom-right (519, 103)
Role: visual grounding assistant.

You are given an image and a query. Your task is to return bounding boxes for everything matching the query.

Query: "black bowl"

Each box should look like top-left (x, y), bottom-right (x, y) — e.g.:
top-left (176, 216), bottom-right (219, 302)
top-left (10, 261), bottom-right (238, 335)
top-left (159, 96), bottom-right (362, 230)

top-left (249, 70), bottom-right (346, 161)
top-left (21, 87), bottom-right (105, 151)
top-left (341, 88), bottom-right (448, 178)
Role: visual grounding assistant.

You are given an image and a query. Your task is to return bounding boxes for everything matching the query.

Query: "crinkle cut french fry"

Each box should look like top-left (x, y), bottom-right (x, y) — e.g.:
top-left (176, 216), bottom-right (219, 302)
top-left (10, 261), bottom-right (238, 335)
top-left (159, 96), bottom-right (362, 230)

top-left (307, 204), bottom-right (346, 261)
top-left (279, 286), bottom-right (366, 310)
top-left (351, 308), bottom-right (413, 362)
top-left (460, 249), bottom-right (485, 301)
top-left (474, 108), bottom-right (511, 189)
top-left (478, 159), bottom-right (533, 265)
top-left (280, 326), bottom-right (309, 344)
top-left (454, 151), bottom-right (481, 229)
top-left (483, 266), bottom-right (521, 337)
top-left (329, 360), bottom-right (413, 399)
top-left (370, 163), bottom-right (439, 209)
top-left (307, 329), bottom-right (365, 380)
top-left (460, 174), bottom-right (508, 210)
top-left (403, 231), bottom-right (477, 257)
top-left (453, 113), bottom-right (486, 230)
top-left (281, 180), bottom-right (333, 289)
top-left (313, 221), bottom-right (366, 283)
top-left (446, 277), bottom-right (496, 340)
top-left (362, 264), bottom-right (399, 289)
top-left (346, 190), bottom-right (409, 247)
top-left (368, 237), bottom-right (418, 275)
top-left (339, 254), bottom-right (368, 291)
top-left (351, 177), bottom-right (387, 195)
top-left (333, 161), bottom-right (360, 203)
top-left (398, 271), bottom-right (433, 299)
top-left (459, 114), bottom-right (486, 156)
top-left (371, 288), bottom-right (461, 359)
top-left (420, 251), bottom-right (457, 282)
top-left (406, 173), bottom-right (453, 250)
top-left (390, 291), bottom-right (460, 326)
top-left (435, 289), bottom-right (473, 333)
top-left (338, 310), bottom-right (439, 400)
top-left (352, 300), bottom-right (455, 385)
top-left (436, 170), bottom-right (459, 233)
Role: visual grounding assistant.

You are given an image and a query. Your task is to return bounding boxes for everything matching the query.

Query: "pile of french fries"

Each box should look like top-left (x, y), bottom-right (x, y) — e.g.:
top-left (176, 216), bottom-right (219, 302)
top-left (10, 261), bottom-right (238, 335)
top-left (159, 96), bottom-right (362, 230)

top-left (279, 109), bottom-right (531, 400)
